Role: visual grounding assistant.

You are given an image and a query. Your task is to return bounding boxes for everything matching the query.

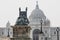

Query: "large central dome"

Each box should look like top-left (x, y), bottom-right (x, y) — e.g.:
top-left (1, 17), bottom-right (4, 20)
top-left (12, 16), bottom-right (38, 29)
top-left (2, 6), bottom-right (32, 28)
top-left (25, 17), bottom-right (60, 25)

top-left (29, 2), bottom-right (46, 19)
top-left (29, 1), bottom-right (50, 27)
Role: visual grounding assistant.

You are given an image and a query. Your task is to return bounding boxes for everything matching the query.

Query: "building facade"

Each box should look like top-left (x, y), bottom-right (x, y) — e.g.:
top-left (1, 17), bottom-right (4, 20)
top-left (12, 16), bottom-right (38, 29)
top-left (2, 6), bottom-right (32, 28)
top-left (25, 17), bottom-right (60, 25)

top-left (0, 1), bottom-right (60, 40)
top-left (29, 1), bottom-right (60, 40)
top-left (0, 21), bottom-right (13, 38)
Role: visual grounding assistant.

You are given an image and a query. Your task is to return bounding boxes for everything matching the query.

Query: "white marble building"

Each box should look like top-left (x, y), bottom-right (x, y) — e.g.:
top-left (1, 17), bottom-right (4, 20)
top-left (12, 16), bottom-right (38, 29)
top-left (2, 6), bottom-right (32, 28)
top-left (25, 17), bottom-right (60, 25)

top-left (0, 1), bottom-right (60, 40)
top-left (29, 1), bottom-right (60, 40)
top-left (0, 21), bottom-right (13, 38)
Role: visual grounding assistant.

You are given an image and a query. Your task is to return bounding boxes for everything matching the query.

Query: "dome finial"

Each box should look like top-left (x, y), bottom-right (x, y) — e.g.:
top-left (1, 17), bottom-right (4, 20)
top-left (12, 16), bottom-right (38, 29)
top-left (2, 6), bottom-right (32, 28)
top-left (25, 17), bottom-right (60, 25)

top-left (36, 1), bottom-right (38, 5)
top-left (36, 1), bottom-right (39, 9)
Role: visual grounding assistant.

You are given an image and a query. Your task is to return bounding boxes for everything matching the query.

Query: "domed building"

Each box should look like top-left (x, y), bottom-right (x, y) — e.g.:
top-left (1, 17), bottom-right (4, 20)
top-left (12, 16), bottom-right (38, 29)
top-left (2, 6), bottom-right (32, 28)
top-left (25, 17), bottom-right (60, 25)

top-left (29, 2), bottom-right (50, 27)
top-left (29, 1), bottom-right (50, 40)
top-left (0, 1), bottom-right (60, 40)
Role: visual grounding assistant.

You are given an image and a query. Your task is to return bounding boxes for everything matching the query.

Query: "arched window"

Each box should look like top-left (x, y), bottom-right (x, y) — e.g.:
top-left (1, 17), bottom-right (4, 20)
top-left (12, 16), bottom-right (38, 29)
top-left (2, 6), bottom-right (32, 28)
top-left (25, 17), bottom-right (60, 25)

top-left (45, 37), bottom-right (47, 40)
top-left (45, 30), bottom-right (47, 33)
top-left (33, 29), bottom-right (40, 40)
top-left (54, 31), bottom-right (56, 34)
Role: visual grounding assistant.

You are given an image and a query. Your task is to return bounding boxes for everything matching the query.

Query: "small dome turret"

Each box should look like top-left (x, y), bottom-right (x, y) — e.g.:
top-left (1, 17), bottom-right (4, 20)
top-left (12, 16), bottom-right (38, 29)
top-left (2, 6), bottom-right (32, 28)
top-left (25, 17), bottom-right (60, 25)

top-left (6, 21), bottom-right (10, 27)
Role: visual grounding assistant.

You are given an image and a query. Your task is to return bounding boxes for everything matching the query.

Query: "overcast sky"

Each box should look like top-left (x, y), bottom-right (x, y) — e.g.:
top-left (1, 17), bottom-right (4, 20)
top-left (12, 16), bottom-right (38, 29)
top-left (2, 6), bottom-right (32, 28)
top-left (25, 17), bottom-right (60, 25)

top-left (0, 0), bottom-right (59, 27)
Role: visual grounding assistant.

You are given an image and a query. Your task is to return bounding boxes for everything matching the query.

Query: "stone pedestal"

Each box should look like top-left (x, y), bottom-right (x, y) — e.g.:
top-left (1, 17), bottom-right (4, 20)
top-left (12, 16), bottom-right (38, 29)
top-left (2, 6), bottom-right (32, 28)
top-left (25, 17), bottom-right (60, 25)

top-left (10, 25), bottom-right (31, 40)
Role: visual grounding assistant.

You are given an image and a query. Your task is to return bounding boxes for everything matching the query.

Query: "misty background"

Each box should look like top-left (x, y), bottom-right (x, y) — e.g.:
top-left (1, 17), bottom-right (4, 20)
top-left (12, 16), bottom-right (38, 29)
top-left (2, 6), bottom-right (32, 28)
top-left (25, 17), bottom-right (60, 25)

top-left (0, 0), bottom-right (59, 27)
